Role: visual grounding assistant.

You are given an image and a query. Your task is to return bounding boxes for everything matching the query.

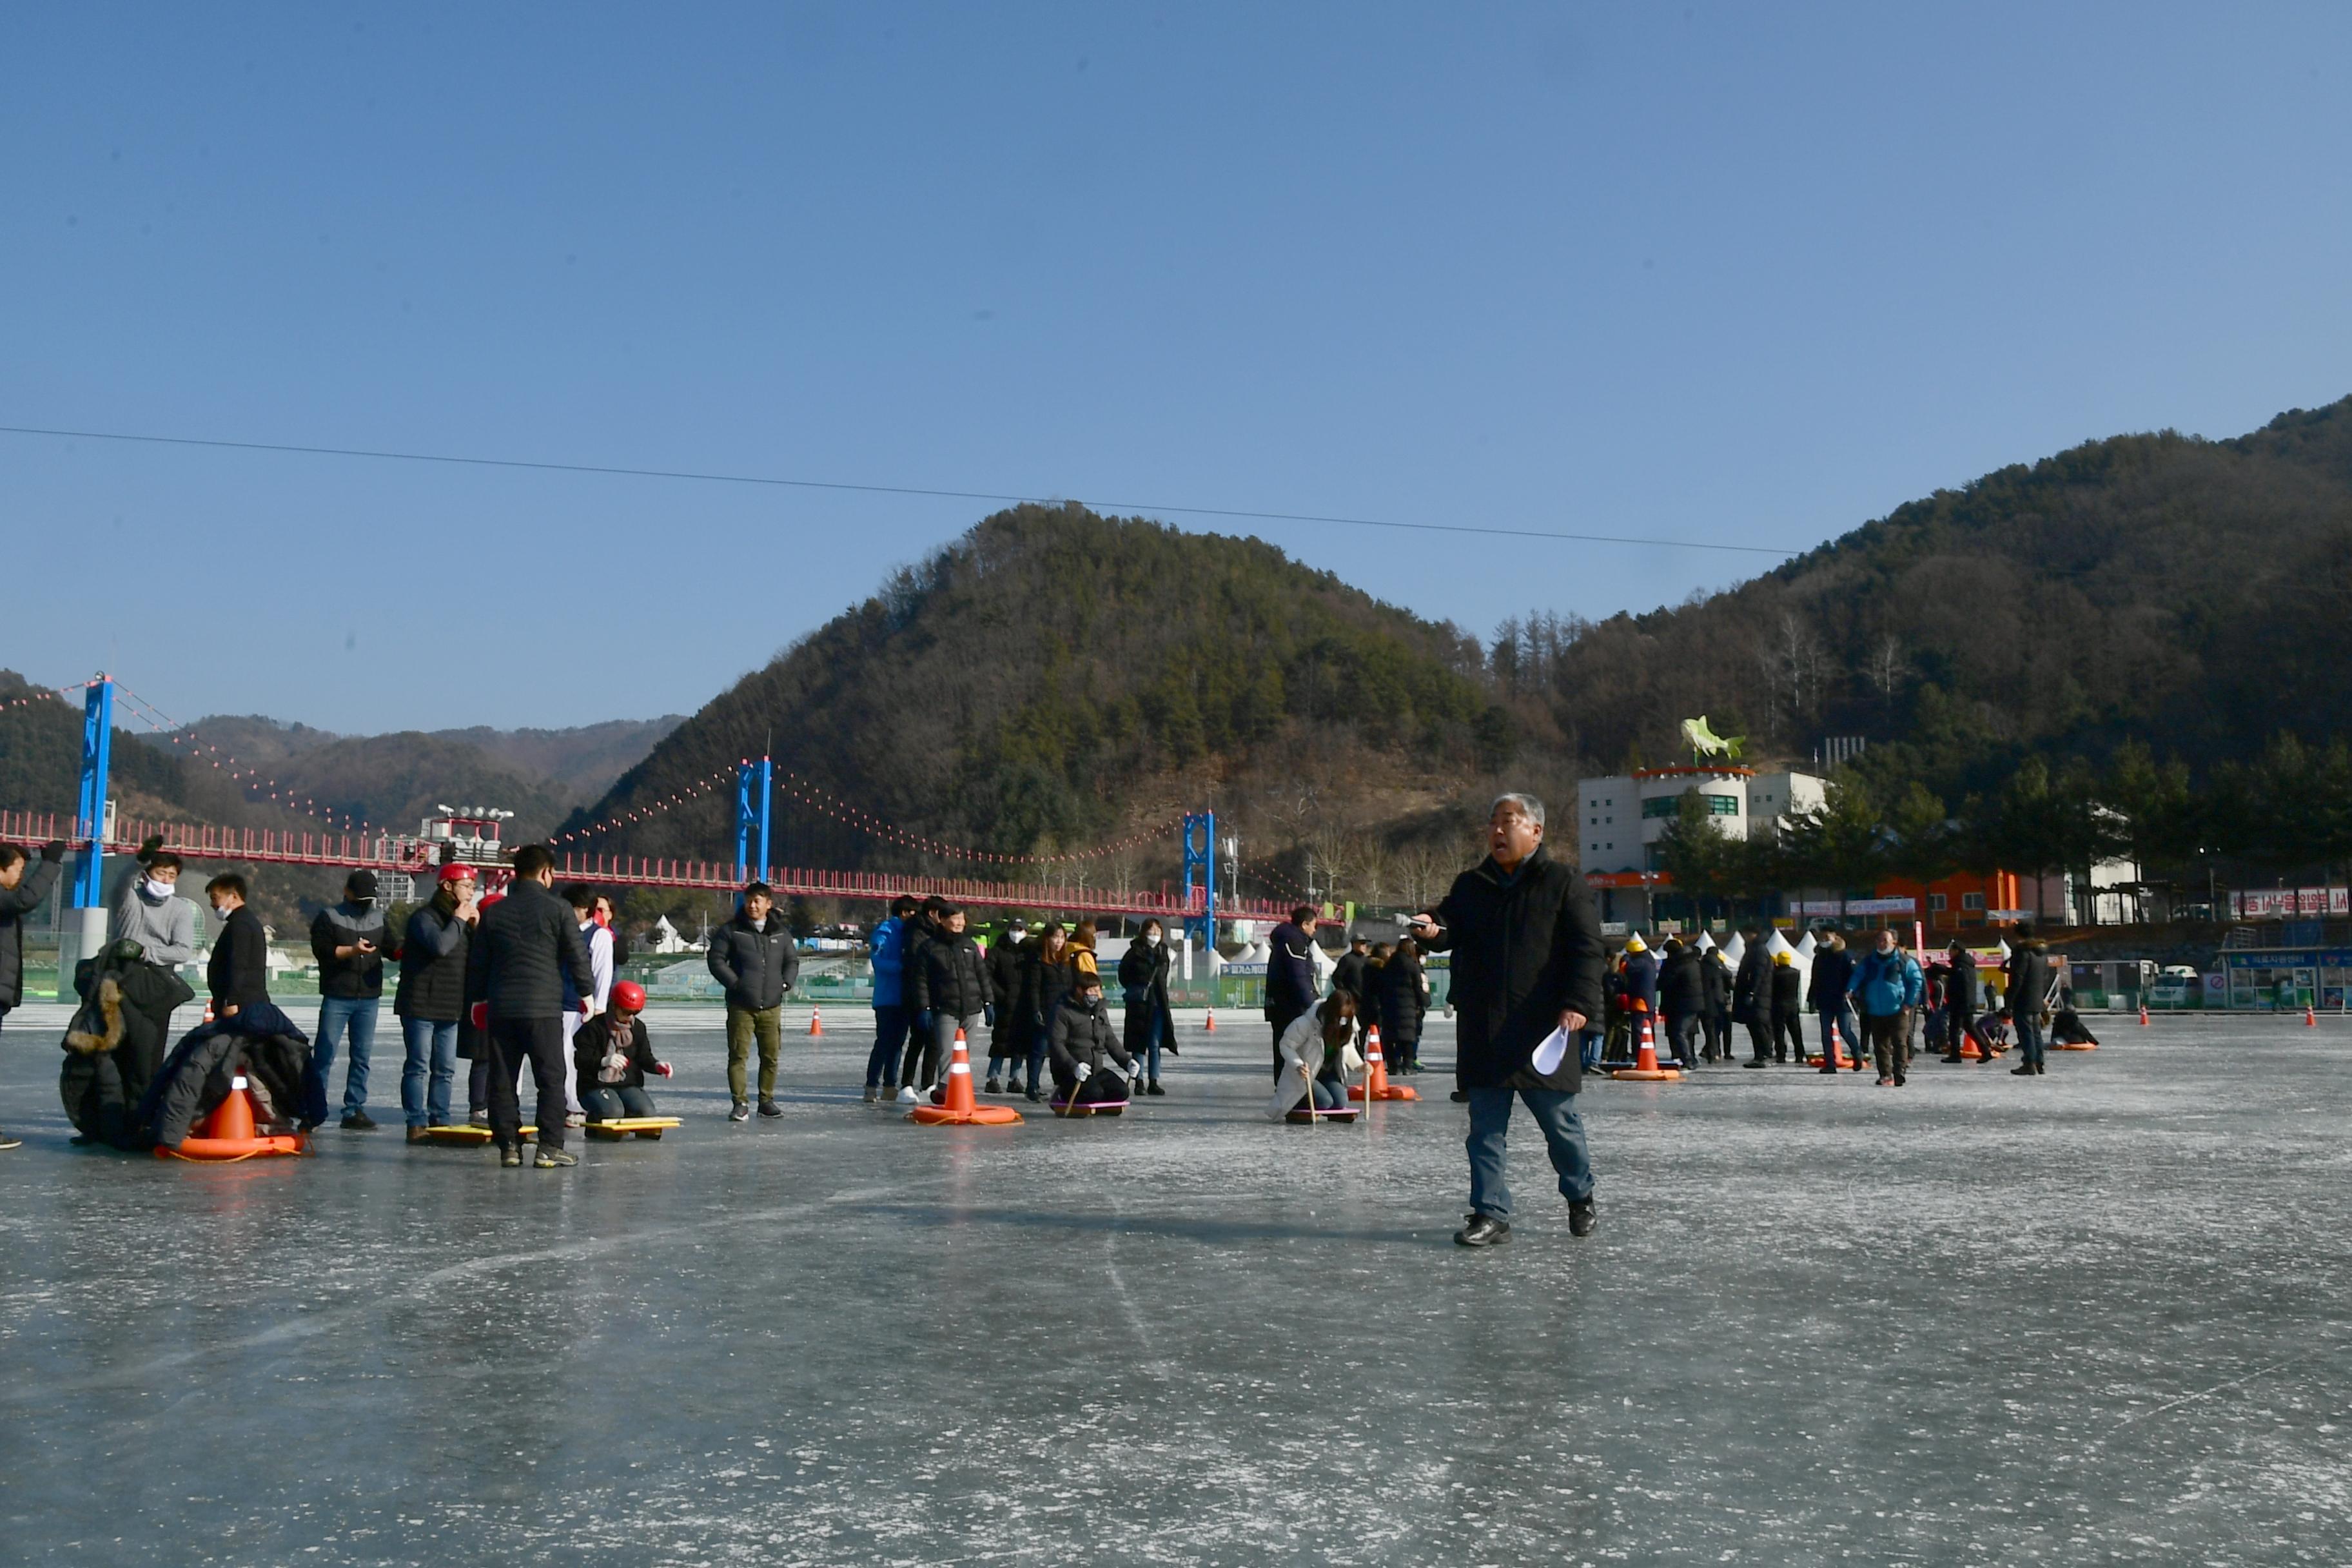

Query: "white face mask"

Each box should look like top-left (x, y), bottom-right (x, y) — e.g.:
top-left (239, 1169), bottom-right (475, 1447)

top-left (142, 877), bottom-right (175, 901)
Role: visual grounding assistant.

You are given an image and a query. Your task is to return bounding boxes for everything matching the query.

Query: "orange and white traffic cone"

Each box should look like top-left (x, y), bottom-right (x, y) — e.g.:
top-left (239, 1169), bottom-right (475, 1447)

top-left (201, 999), bottom-right (215, 1026)
top-left (2306, 1003), bottom-right (2318, 1028)
top-left (1204, 1008), bottom-right (1217, 1033)
top-left (909, 1028), bottom-right (1021, 1125)
top-left (1614, 1014), bottom-right (1681, 1081)
top-left (2139, 1003), bottom-right (2150, 1026)
top-left (1349, 1026), bottom-right (1418, 1102)
top-left (808, 1006), bottom-right (824, 1037)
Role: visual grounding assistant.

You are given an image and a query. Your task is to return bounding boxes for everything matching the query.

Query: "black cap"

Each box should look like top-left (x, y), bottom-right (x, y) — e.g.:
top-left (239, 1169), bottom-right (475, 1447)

top-left (348, 870), bottom-right (379, 898)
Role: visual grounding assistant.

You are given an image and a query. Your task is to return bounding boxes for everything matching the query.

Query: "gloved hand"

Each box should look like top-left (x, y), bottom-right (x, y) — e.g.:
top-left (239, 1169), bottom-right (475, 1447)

top-left (137, 834), bottom-right (165, 860)
top-left (41, 839), bottom-right (67, 862)
top-left (654, 1061), bottom-right (673, 1078)
top-left (470, 1001), bottom-right (489, 1030)
top-left (984, 1004), bottom-right (996, 1029)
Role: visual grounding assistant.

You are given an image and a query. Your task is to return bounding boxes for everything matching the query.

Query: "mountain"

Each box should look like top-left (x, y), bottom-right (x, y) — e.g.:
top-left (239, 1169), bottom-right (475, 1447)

top-left (567, 504), bottom-right (1517, 892)
top-left (1489, 395), bottom-right (2352, 803)
top-left (426, 718), bottom-right (685, 801)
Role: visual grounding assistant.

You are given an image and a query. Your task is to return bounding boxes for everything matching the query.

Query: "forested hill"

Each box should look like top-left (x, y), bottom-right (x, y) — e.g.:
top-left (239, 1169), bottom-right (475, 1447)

top-left (1489, 395), bottom-right (2352, 801)
top-left (567, 505), bottom-right (1513, 874)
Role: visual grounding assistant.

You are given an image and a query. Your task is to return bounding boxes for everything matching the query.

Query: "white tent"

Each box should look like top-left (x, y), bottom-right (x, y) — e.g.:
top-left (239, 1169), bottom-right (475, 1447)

top-left (1792, 929), bottom-right (1818, 1005)
top-left (1720, 931), bottom-right (1746, 967)
top-left (1694, 930), bottom-right (1716, 954)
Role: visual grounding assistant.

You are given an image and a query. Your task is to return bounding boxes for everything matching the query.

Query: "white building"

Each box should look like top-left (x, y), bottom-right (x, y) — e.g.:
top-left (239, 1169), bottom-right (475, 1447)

top-left (1576, 767), bottom-right (1826, 875)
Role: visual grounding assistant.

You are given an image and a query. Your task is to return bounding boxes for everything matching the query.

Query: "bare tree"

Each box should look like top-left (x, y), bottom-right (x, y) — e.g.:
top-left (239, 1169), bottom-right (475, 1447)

top-left (1868, 632), bottom-right (1908, 703)
top-left (1759, 611), bottom-right (1828, 740)
top-left (1395, 844), bottom-right (1449, 910)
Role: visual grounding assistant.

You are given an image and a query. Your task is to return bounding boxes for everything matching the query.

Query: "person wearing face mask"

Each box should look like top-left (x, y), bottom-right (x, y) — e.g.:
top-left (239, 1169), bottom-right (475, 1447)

top-left (908, 904), bottom-right (988, 1105)
top-left (1049, 972), bottom-right (1137, 1108)
top-left (204, 873), bottom-right (271, 1019)
top-left (1849, 928), bottom-right (1925, 1087)
top-left (111, 845), bottom-right (197, 968)
top-left (393, 863), bottom-right (478, 1142)
top-left (1012, 920), bottom-right (1075, 1104)
top-left (307, 869), bottom-right (393, 1131)
top-left (1117, 917), bottom-right (1175, 1095)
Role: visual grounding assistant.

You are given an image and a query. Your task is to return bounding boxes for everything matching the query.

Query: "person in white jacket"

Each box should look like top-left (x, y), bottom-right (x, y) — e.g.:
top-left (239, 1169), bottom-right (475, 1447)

top-left (1268, 992), bottom-right (1364, 1120)
top-left (558, 885), bottom-right (615, 1127)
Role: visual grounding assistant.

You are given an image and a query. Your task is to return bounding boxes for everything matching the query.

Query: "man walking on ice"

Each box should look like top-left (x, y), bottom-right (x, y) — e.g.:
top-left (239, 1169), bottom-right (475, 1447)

top-left (1409, 793), bottom-right (1606, 1249)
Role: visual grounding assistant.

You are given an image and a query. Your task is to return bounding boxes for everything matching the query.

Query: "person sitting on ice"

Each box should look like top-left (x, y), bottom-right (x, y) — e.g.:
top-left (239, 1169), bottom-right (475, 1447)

top-left (1047, 972), bottom-right (1136, 1106)
top-left (1268, 990), bottom-right (1365, 1120)
top-left (2050, 986), bottom-right (2101, 1046)
top-left (573, 979), bottom-right (671, 1125)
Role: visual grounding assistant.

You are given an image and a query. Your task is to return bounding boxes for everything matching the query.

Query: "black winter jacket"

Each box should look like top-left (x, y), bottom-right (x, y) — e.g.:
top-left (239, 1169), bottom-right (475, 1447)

top-left (1422, 847), bottom-right (1605, 1092)
top-left (1658, 948), bottom-right (1707, 1017)
top-left (2006, 942), bottom-right (2054, 1019)
top-left (1021, 940), bottom-right (1079, 1024)
top-left (311, 900), bottom-right (392, 999)
top-left (61, 943), bottom-right (195, 1147)
top-left (1048, 994), bottom-right (1132, 1079)
top-left (141, 1002), bottom-right (310, 1147)
top-left (901, 920), bottom-right (937, 1014)
top-left (573, 1010), bottom-right (660, 1095)
top-left (1117, 939), bottom-right (1171, 1006)
top-left (1732, 946), bottom-right (1767, 1023)
top-left (912, 931), bottom-right (990, 1018)
top-left (1946, 957), bottom-right (1979, 1014)
top-left (1770, 963), bottom-right (1805, 1020)
top-left (207, 904), bottom-right (271, 1009)
top-left (1701, 952), bottom-right (1730, 1013)
top-left (705, 910), bottom-right (799, 1011)
top-left (1331, 950), bottom-right (1369, 1002)
top-left (1264, 920), bottom-right (1320, 1021)
top-left (1810, 947), bottom-right (1855, 1013)
top-left (464, 880), bottom-right (594, 1021)
top-left (1375, 946), bottom-right (1428, 1045)
top-left (986, 934), bottom-right (1028, 1011)
top-left (0, 848), bottom-right (63, 1008)
top-left (394, 897), bottom-right (471, 1022)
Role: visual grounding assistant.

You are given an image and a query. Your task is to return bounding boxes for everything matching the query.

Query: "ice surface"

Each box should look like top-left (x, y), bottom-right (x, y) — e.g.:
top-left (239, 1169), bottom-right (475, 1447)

top-left (1, 1007), bottom-right (2347, 1564)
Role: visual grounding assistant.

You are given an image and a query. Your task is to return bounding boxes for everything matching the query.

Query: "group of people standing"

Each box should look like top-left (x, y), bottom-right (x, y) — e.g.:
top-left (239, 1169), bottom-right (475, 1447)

top-left (861, 896), bottom-right (1182, 1106)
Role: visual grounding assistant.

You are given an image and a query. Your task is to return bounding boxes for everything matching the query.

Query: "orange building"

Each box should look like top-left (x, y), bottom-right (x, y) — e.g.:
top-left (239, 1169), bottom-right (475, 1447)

top-left (1876, 870), bottom-right (2026, 932)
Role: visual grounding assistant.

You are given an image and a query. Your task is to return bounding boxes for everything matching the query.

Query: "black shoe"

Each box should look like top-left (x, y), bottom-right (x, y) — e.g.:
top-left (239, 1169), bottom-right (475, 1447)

top-left (1893, 1075), bottom-right (1906, 1086)
top-left (2034, 1064), bottom-right (2046, 1075)
top-left (758, 1100), bottom-right (782, 1118)
top-left (1455, 1214), bottom-right (1512, 1248)
top-left (1568, 1200), bottom-right (1598, 1238)
top-left (729, 1101), bottom-right (750, 1121)
top-left (340, 1111), bottom-right (378, 1131)
top-left (1146, 1081), bottom-right (1165, 1096)
top-left (1818, 1066), bottom-right (1837, 1076)
top-left (2012, 1064), bottom-right (2036, 1075)
top-left (500, 1146), bottom-right (524, 1168)
top-left (534, 1148), bottom-right (578, 1168)
top-left (983, 1077), bottom-right (1003, 1095)
top-left (1449, 1090), bottom-right (1469, 1102)
top-left (1743, 1059), bottom-right (1769, 1069)
top-left (1026, 1089), bottom-right (1044, 1103)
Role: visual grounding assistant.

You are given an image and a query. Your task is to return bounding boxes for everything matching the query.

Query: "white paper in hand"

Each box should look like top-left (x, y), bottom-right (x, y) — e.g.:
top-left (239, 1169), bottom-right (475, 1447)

top-left (1530, 1024), bottom-right (1571, 1076)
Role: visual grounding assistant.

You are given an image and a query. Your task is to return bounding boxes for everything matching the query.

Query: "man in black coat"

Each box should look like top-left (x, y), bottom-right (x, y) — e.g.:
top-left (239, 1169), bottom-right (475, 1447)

top-left (983, 917), bottom-right (1029, 1094)
top-left (1943, 941), bottom-right (1982, 1063)
top-left (465, 845), bottom-right (595, 1168)
top-left (1656, 939), bottom-right (1707, 1068)
top-left (1732, 934), bottom-right (1773, 1067)
top-left (202, 873), bottom-right (271, 1017)
top-left (1410, 793), bottom-right (1606, 1248)
top-left (1264, 905), bottom-right (1321, 1081)
top-left (2004, 925), bottom-right (2055, 1076)
top-left (0, 839), bottom-right (67, 1150)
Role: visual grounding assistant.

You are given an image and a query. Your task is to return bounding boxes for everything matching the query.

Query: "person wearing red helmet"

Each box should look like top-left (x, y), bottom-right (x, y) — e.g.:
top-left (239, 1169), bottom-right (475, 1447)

top-left (574, 977), bottom-right (671, 1126)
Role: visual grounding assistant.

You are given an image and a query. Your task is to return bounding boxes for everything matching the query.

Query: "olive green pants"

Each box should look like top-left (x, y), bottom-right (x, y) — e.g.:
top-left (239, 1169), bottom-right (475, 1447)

top-left (727, 1004), bottom-right (783, 1103)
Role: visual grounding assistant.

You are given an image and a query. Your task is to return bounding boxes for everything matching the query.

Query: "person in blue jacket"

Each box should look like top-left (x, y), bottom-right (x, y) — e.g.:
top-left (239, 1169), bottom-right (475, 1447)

top-left (864, 894), bottom-right (919, 1102)
top-left (1848, 928), bottom-right (1925, 1086)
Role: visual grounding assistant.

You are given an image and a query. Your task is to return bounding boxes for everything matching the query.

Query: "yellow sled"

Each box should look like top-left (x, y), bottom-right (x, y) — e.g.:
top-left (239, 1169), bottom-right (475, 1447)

top-left (583, 1117), bottom-right (681, 1141)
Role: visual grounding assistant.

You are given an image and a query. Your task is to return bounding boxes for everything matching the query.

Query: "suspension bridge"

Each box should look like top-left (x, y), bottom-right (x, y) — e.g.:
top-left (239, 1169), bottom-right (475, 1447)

top-left (9, 678), bottom-right (1295, 952)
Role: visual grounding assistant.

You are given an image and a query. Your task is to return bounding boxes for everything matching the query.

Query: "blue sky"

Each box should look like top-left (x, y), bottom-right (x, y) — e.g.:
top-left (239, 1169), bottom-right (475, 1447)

top-left (5, 3), bottom-right (2347, 732)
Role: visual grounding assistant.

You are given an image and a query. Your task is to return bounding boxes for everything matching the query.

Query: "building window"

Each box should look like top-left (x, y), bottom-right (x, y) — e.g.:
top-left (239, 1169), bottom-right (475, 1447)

top-left (1962, 892), bottom-right (1984, 911)
top-left (1930, 894), bottom-right (1948, 912)
top-left (1642, 794), bottom-right (1738, 820)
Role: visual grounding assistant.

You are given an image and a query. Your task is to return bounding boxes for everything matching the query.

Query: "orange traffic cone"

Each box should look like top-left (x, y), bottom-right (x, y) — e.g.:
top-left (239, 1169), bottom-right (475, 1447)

top-left (808, 1007), bottom-right (824, 1037)
top-left (156, 1077), bottom-right (307, 1161)
top-left (1204, 1008), bottom-right (1217, 1033)
top-left (909, 1028), bottom-right (1022, 1125)
top-left (1348, 1026), bottom-right (1418, 1102)
top-left (1614, 1014), bottom-right (1681, 1081)
top-left (2139, 1003), bottom-right (2150, 1026)
top-left (2306, 1003), bottom-right (2318, 1028)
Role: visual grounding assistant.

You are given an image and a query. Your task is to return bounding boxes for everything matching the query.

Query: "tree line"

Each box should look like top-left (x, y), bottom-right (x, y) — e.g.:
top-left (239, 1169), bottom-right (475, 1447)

top-left (1655, 733), bottom-right (2352, 925)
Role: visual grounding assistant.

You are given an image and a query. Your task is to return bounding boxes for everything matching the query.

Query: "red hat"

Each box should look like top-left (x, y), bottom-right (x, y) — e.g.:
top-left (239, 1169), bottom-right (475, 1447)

top-left (610, 980), bottom-right (646, 1012)
top-left (438, 862), bottom-right (478, 883)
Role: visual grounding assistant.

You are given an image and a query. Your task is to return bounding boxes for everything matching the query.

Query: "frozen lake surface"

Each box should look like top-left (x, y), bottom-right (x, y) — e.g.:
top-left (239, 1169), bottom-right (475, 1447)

top-left (1, 1007), bottom-right (2346, 1565)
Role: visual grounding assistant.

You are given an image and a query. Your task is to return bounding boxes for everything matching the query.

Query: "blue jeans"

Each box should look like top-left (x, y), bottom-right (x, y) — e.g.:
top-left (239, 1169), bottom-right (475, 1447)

top-left (400, 1016), bottom-right (458, 1129)
top-left (1578, 1028), bottom-right (1605, 1070)
top-left (2014, 1013), bottom-right (2046, 1068)
top-left (868, 1004), bottom-right (910, 1089)
top-left (1465, 1085), bottom-right (1594, 1219)
top-left (309, 995), bottom-right (380, 1122)
top-left (1125, 990), bottom-right (1165, 1082)
top-left (1818, 1000), bottom-right (1861, 1059)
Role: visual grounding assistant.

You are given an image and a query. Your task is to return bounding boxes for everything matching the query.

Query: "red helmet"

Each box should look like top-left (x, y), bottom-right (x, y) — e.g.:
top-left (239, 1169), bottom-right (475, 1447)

top-left (437, 862), bottom-right (478, 884)
top-left (610, 980), bottom-right (646, 1013)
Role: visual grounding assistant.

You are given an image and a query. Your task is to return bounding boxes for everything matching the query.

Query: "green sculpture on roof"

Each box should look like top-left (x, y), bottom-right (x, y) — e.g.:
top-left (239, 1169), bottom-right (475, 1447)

top-left (1680, 716), bottom-right (1745, 762)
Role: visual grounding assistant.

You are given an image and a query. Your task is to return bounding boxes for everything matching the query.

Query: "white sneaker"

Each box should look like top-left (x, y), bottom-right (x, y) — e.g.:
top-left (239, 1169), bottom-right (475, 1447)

top-left (895, 1085), bottom-right (918, 1105)
top-left (564, 1112), bottom-right (587, 1128)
